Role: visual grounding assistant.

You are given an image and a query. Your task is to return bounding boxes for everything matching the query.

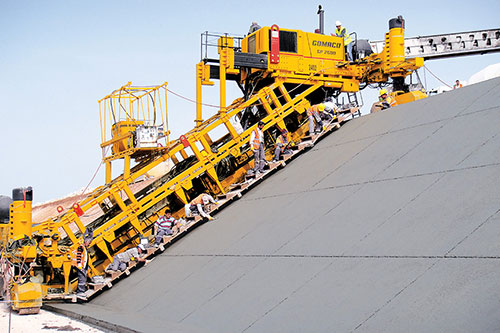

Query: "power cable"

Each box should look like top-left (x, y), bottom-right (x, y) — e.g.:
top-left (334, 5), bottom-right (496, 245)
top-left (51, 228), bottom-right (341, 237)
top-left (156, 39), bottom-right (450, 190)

top-left (165, 87), bottom-right (220, 109)
top-left (423, 66), bottom-right (428, 89)
top-left (424, 64), bottom-right (452, 89)
top-left (164, 62), bottom-right (347, 113)
top-left (79, 146), bottom-right (109, 198)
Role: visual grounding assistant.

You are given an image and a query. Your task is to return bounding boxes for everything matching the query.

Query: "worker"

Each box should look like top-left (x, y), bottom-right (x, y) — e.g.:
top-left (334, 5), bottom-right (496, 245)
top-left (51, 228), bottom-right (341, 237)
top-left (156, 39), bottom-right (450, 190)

top-left (323, 100), bottom-right (339, 118)
top-left (105, 244), bottom-right (148, 273)
top-left (73, 228), bottom-right (93, 295)
top-left (153, 209), bottom-right (178, 247)
top-left (273, 129), bottom-right (293, 162)
top-left (370, 89), bottom-right (396, 113)
top-left (185, 193), bottom-right (217, 220)
top-left (453, 80), bottom-right (463, 89)
top-left (378, 89), bottom-right (396, 109)
top-left (307, 103), bottom-right (325, 135)
top-left (332, 21), bottom-right (353, 61)
top-left (250, 121), bottom-right (266, 174)
top-left (248, 21), bottom-right (261, 34)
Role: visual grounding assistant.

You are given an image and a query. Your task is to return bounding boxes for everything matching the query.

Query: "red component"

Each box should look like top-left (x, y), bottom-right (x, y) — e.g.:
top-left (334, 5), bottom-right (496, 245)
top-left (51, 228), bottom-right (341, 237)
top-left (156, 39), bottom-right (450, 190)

top-left (73, 203), bottom-right (84, 217)
top-left (57, 206), bottom-right (64, 213)
top-left (180, 135), bottom-right (189, 148)
top-left (270, 24), bottom-right (280, 64)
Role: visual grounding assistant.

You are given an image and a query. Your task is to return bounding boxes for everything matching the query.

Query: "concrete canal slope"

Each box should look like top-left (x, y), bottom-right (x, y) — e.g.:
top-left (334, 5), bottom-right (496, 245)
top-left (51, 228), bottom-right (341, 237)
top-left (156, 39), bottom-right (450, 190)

top-left (51, 77), bottom-right (500, 332)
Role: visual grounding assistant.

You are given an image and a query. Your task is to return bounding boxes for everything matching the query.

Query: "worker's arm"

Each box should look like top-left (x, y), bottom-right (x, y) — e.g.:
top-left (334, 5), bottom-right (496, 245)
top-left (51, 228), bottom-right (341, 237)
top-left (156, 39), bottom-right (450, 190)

top-left (172, 218), bottom-right (179, 232)
top-left (133, 251), bottom-right (148, 263)
top-left (196, 203), bottom-right (213, 219)
top-left (283, 136), bottom-right (293, 150)
top-left (380, 101), bottom-right (391, 110)
top-left (250, 131), bottom-right (256, 150)
top-left (324, 102), bottom-right (339, 115)
top-left (205, 194), bottom-right (217, 204)
top-left (133, 256), bottom-right (152, 266)
top-left (370, 102), bottom-right (382, 113)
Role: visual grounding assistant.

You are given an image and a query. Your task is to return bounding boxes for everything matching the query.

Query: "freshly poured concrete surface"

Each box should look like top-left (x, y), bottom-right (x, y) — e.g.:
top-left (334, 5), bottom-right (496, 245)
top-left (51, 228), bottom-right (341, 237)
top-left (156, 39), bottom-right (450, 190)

top-left (52, 77), bottom-right (500, 332)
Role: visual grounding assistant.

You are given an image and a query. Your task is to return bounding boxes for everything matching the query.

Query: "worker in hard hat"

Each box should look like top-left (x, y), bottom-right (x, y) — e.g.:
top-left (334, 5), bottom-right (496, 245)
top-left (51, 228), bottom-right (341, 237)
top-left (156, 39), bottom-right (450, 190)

top-left (379, 89), bottom-right (396, 109)
top-left (453, 80), bottom-right (463, 89)
top-left (370, 89), bottom-right (396, 113)
top-left (250, 121), bottom-right (266, 174)
top-left (73, 228), bottom-right (93, 296)
top-left (248, 21), bottom-right (261, 35)
top-left (153, 209), bottom-right (178, 247)
top-left (323, 100), bottom-right (339, 118)
top-left (307, 103), bottom-right (325, 135)
top-left (273, 129), bottom-right (293, 162)
top-left (332, 21), bottom-right (353, 61)
top-left (105, 244), bottom-right (149, 273)
top-left (321, 99), bottom-right (340, 123)
top-left (185, 193), bottom-right (217, 221)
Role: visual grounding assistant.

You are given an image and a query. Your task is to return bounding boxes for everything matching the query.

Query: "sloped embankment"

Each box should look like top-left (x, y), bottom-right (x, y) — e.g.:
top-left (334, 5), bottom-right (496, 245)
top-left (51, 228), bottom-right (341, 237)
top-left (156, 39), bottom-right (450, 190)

top-left (51, 77), bottom-right (500, 332)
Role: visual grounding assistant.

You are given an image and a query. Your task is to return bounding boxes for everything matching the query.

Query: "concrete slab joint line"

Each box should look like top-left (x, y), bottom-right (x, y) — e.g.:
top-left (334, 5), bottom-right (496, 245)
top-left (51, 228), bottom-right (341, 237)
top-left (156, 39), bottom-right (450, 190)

top-left (352, 259), bottom-right (441, 332)
top-left (456, 131), bottom-right (500, 166)
top-left (244, 162), bottom-right (500, 202)
top-left (51, 77), bottom-right (500, 333)
top-left (311, 133), bottom-right (383, 187)
top-left (166, 253), bottom-right (500, 259)
top-left (444, 207), bottom-right (500, 257)
top-left (322, 103), bottom-right (500, 150)
top-left (456, 82), bottom-right (500, 116)
top-left (352, 204), bottom-right (500, 331)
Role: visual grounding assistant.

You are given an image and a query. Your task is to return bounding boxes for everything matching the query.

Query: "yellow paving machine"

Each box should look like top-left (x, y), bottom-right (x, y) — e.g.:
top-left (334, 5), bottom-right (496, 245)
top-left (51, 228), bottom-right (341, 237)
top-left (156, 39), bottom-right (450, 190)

top-left (1, 14), bottom-right (498, 312)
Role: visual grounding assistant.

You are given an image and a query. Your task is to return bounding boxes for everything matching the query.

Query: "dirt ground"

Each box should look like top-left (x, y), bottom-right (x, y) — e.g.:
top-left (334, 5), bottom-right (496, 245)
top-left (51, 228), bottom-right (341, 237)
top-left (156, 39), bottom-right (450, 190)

top-left (0, 303), bottom-right (104, 333)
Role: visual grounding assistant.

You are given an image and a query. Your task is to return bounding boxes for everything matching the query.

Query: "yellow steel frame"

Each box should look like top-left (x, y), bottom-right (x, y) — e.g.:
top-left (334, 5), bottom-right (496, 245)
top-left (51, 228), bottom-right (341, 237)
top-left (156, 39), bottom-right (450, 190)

top-left (98, 82), bottom-right (170, 182)
top-left (31, 75), bottom-right (323, 294)
top-left (18, 18), bottom-right (426, 298)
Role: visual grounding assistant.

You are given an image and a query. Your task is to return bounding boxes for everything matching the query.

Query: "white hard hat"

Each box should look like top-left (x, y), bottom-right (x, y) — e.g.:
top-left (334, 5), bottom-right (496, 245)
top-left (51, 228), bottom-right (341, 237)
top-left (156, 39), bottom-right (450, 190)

top-left (202, 195), bottom-right (210, 204)
top-left (137, 244), bottom-right (145, 251)
top-left (323, 101), bottom-right (337, 111)
top-left (336, 20), bottom-right (342, 26)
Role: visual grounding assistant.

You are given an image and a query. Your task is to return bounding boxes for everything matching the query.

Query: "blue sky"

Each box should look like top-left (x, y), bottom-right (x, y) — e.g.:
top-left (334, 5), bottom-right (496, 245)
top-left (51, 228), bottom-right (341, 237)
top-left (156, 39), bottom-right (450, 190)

top-left (1, 0), bottom-right (499, 203)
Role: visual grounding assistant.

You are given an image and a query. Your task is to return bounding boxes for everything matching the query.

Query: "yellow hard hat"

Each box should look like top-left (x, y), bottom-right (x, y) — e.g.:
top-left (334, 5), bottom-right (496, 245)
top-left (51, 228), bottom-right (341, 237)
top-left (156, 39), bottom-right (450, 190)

top-left (318, 103), bottom-right (325, 111)
top-left (379, 89), bottom-right (388, 96)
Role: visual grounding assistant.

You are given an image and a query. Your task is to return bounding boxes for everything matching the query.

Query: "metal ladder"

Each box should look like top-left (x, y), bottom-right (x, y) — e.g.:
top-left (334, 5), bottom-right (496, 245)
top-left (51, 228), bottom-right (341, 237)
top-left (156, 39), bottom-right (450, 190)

top-left (336, 92), bottom-right (362, 118)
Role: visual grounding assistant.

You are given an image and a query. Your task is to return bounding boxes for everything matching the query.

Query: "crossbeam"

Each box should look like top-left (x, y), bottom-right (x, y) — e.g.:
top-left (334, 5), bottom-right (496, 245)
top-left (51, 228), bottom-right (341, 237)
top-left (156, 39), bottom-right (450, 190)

top-left (370, 28), bottom-right (500, 60)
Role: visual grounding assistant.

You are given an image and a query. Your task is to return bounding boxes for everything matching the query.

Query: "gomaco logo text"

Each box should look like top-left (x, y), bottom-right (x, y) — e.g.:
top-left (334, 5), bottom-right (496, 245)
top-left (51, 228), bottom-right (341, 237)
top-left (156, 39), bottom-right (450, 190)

top-left (312, 40), bottom-right (342, 48)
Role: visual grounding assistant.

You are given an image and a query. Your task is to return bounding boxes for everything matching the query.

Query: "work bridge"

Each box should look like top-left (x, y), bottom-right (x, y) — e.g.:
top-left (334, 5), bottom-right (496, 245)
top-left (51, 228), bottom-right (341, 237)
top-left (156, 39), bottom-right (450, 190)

top-left (49, 77), bottom-right (500, 332)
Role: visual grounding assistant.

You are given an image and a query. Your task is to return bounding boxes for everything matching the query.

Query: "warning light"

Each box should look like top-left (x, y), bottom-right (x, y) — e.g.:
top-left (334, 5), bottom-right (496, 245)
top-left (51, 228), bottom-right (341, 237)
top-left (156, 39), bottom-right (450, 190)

top-left (180, 135), bottom-right (189, 148)
top-left (73, 203), bottom-right (84, 217)
top-left (270, 24), bottom-right (280, 64)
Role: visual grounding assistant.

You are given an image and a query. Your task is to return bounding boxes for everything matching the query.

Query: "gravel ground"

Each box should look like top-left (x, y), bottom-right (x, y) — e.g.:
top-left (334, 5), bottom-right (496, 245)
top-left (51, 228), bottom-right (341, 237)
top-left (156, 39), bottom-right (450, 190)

top-left (0, 303), bottom-right (104, 333)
